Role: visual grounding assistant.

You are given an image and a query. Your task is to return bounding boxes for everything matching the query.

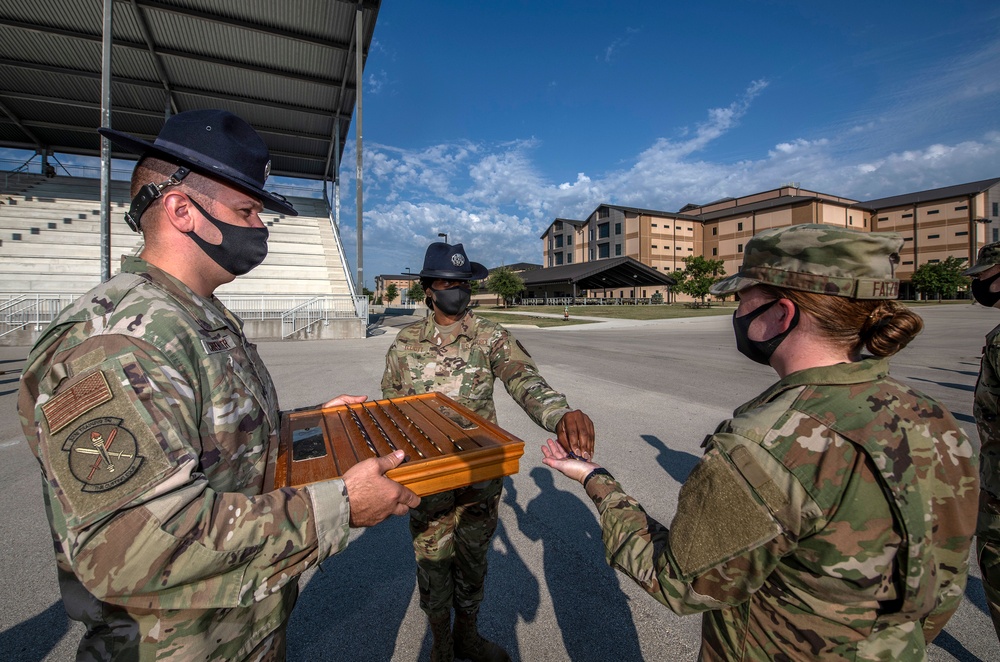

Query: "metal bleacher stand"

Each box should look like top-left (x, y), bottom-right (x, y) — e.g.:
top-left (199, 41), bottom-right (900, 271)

top-left (0, 165), bottom-right (367, 345)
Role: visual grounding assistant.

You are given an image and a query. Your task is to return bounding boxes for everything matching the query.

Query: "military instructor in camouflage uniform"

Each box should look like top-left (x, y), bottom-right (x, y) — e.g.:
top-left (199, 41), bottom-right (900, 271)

top-left (542, 224), bottom-right (978, 660)
top-left (17, 110), bottom-right (420, 661)
top-left (964, 240), bottom-right (1000, 642)
top-left (381, 242), bottom-right (594, 662)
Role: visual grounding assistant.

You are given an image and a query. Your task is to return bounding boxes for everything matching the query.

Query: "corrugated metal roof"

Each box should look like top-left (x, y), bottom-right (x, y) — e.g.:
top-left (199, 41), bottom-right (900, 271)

top-left (520, 257), bottom-right (676, 289)
top-left (0, 0), bottom-right (381, 181)
top-left (861, 177), bottom-right (1000, 211)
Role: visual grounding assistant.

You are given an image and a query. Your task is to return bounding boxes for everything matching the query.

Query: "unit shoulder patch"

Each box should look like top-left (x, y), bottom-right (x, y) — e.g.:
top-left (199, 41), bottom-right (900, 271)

top-left (62, 417), bottom-right (144, 493)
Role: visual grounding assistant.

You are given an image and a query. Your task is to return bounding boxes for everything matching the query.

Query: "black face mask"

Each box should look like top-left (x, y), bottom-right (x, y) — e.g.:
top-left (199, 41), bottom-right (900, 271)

top-left (185, 197), bottom-right (269, 276)
top-left (432, 285), bottom-right (472, 316)
top-left (972, 271), bottom-right (1000, 308)
top-left (733, 299), bottom-right (800, 366)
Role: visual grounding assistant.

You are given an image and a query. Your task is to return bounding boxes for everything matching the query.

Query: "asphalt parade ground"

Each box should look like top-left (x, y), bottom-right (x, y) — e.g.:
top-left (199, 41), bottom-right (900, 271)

top-left (0, 304), bottom-right (995, 661)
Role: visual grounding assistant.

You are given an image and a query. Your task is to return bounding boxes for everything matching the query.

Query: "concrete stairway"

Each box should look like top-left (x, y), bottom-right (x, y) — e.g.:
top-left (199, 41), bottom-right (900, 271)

top-left (0, 176), bottom-right (354, 298)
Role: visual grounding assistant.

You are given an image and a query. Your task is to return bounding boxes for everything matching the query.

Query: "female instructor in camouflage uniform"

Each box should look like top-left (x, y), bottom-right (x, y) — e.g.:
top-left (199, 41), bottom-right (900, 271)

top-left (542, 224), bottom-right (978, 660)
top-left (382, 242), bottom-right (594, 662)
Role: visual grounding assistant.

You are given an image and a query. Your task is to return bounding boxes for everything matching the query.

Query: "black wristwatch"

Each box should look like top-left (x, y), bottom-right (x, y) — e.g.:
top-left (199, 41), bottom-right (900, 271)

top-left (583, 467), bottom-right (613, 489)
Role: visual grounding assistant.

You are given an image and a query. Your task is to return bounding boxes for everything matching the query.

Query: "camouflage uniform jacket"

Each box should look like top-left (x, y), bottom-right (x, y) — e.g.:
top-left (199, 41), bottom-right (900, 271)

top-left (380, 311), bottom-right (570, 429)
top-left (974, 323), bottom-right (1000, 540)
top-left (17, 256), bottom-right (351, 661)
top-left (585, 358), bottom-right (978, 661)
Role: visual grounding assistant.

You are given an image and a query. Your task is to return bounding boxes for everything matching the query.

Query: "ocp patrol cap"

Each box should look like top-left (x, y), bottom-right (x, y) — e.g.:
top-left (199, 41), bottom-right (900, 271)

top-left (710, 223), bottom-right (903, 300)
top-left (963, 241), bottom-right (1000, 276)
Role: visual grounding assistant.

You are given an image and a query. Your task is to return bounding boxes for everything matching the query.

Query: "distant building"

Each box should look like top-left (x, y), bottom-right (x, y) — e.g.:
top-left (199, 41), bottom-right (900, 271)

top-left (374, 273), bottom-right (420, 305)
top-left (540, 177), bottom-right (1000, 299)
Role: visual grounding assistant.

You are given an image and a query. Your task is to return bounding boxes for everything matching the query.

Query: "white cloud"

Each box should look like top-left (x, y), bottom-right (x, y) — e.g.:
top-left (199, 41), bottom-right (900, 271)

top-left (339, 66), bottom-right (999, 285)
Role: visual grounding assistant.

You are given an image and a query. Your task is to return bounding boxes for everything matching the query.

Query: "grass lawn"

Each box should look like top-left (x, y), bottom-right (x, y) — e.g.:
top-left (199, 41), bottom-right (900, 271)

top-left (474, 299), bottom-right (969, 327)
top-left (475, 303), bottom-right (737, 323)
top-left (473, 312), bottom-right (596, 327)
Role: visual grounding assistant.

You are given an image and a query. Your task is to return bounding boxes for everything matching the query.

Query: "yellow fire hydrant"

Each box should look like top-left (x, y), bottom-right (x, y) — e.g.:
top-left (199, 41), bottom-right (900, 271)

top-left (563, 305), bottom-right (569, 321)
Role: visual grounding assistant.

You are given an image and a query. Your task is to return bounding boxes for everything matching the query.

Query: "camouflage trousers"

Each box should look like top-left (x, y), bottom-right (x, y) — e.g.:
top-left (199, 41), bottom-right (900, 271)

top-left (979, 489), bottom-right (1000, 643)
top-left (409, 478), bottom-right (503, 616)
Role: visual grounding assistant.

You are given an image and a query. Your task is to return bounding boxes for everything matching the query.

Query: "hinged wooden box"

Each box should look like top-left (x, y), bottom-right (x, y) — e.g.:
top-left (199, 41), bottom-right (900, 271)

top-left (267, 393), bottom-right (525, 496)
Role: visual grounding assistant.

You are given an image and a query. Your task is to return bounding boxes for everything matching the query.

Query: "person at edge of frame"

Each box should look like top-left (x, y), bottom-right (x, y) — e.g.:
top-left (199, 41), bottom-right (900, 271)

top-left (540, 223), bottom-right (978, 661)
top-left (380, 241), bottom-right (595, 662)
top-left (16, 109), bottom-right (420, 661)
top-left (964, 240), bottom-right (1000, 644)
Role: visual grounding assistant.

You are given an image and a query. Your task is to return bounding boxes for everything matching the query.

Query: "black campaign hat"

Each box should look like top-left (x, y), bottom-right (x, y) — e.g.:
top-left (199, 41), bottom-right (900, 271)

top-left (98, 109), bottom-right (296, 216)
top-left (420, 242), bottom-right (488, 280)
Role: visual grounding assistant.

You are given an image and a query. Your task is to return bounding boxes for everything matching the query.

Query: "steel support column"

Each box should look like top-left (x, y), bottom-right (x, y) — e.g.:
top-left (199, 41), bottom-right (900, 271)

top-left (354, 5), bottom-right (364, 292)
top-left (99, 0), bottom-right (113, 282)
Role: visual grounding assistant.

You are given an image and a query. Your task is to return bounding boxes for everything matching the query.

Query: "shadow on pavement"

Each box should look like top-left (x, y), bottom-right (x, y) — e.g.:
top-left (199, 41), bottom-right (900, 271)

top-left (505, 470), bottom-right (644, 661)
top-left (287, 516), bottom-right (416, 661)
top-left (0, 600), bottom-right (71, 662)
top-left (643, 434), bottom-right (701, 485)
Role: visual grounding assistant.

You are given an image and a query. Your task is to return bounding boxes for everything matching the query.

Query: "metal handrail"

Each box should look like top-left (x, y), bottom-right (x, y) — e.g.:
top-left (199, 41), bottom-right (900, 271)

top-left (0, 292), bottom-right (368, 339)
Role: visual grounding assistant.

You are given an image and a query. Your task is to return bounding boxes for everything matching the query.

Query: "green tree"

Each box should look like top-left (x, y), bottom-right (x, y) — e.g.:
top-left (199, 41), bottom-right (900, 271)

top-left (675, 255), bottom-right (726, 304)
top-left (407, 280), bottom-right (425, 306)
top-left (362, 286), bottom-right (374, 302)
top-left (385, 283), bottom-right (398, 306)
top-left (911, 257), bottom-right (969, 301)
top-left (487, 267), bottom-right (525, 308)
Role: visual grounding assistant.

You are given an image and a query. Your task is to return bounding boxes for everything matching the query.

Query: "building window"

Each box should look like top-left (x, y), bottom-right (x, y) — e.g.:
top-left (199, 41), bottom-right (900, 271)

top-left (688, 247), bottom-right (694, 251)
top-left (555, 235), bottom-right (563, 248)
top-left (555, 253), bottom-right (564, 265)
top-left (737, 243), bottom-right (743, 253)
top-left (589, 248), bottom-right (594, 260)
top-left (597, 207), bottom-right (609, 219)
top-left (955, 205), bottom-right (968, 211)
top-left (712, 247), bottom-right (718, 256)
top-left (614, 222), bottom-right (621, 235)
top-left (554, 220), bottom-right (563, 231)
top-left (652, 245), bottom-right (658, 249)
top-left (737, 222), bottom-right (743, 231)
top-left (652, 223), bottom-right (657, 227)
top-left (589, 228), bottom-right (594, 241)
top-left (903, 260), bottom-right (914, 265)
top-left (928, 234), bottom-right (939, 239)
top-left (615, 244), bottom-right (622, 256)
top-left (994, 202), bottom-right (999, 216)
top-left (927, 210), bottom-right (939, 215)
top-left (878, 216), bottom-right (888, 221)
top-left (928, 259), bottom-right (940, 263)
top-left (712, 227), bottom-right (718, 236)
top-left (902, 213), bottom-right (913, 218)
top-left (598, 223), bottom-right (610, 239)
top-left (567, 254), bottom-right (573, 264)
top-left (598, 244), bottom-right (610, 258)
top-left (567, 235), bottom-right (573, 245)
top-left (956, 231), bottom-right (968, 236)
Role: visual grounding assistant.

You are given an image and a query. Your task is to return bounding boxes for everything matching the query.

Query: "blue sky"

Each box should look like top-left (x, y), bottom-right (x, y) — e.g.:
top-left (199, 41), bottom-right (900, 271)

top-left (344, 0), bottom-right (1000, 288)
top-left (5, 1), bottom-right (999, 291)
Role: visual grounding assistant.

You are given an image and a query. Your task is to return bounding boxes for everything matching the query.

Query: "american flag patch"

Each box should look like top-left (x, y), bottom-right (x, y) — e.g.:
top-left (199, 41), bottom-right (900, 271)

top-left (41, 371), bottom-right (113, 434)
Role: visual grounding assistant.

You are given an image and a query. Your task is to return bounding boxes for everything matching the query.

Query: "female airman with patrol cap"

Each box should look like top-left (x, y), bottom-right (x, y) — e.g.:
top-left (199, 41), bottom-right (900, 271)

top-left (542, 224), bottom-right (978, 660)
top-left (963, 240), bottom-right (1000, 643)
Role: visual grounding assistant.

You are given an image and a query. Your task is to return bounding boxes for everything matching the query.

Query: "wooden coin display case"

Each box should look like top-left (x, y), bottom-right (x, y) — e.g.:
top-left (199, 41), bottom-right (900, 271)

top-left (267, 393), bottom-right (525, 496)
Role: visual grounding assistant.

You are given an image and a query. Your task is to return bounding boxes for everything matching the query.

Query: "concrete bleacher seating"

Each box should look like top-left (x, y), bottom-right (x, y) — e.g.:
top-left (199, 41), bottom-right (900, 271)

top-left (0, 175), bottom-right (354, 298)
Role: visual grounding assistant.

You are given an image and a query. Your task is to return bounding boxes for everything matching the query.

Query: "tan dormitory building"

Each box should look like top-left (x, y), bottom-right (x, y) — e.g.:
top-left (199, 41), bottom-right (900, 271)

top-left (374, 273), bottom-right (420, 305)
top-left (541, 177), bottom-right (1000, 300)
